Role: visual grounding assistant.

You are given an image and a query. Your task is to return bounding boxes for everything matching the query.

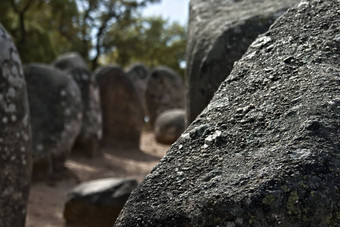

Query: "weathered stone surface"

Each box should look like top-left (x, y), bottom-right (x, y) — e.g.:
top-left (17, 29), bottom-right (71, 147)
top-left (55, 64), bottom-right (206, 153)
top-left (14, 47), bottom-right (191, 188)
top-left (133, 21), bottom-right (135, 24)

top-left (186, 0), bottom-right (297, 125)
top-left (53, 52), bottom-right (88, 71)
top-left (115, 1), bottom-right (340, 226)
top-left (54, 55), bottom-right (102, 158)
top-left (145, 66), bottom-right (185, 126)
top-left (64, 178), bottom-right (138, 227)
top-left (126, 63), bottom-right (149, 117)
top-left (154, 109), bottom-right (186, 145)
top-left (24, 64), bottom-right (82, 179)
top-left (0, 24), bottom-right (32, 227)
top-left (95, 65), bottom-right (143, 149)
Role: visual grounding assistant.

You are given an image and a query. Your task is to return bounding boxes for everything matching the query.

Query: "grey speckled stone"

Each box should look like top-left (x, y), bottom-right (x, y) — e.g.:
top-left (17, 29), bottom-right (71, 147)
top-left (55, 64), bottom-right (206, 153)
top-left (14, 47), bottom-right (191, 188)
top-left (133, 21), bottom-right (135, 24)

top-left (0, 24), bottom-right (32, 227)
top-left (186, 0), bottom-right (298, 125)
top-left (53, 53), bottom-right (102, 158)
top-left (24, 64), bottom-right (82, 180)
top-left (145, 66), bottom-right (185, 127)
top-left (95, 65), bottom-right (143, 149)
top-left (115, 1), bottom-right (340, 226)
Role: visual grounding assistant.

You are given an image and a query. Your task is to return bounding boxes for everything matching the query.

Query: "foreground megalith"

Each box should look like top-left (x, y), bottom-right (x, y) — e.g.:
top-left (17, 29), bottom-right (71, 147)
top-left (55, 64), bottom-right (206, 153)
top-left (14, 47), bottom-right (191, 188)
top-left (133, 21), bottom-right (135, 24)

top-left (53, 53), bottom-right (102, 157)
top-left (0, 24), bottom-right (32, 227)
top-left (186, 0), bottom-right (297, 124)
top-left (116, 0), bottom-right (340, 226)
top-left (24, 64), bottom-right (82, 179)
top-left (95, 65), bottom-right (143, 149)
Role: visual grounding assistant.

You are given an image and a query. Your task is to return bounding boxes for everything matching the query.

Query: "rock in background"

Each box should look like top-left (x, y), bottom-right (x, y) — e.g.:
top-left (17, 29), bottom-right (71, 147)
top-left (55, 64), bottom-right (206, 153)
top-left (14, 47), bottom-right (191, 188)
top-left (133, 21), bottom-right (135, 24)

top-left (145, 66), bottom-right (185, 127)
top-left (53, 53), bottom-right (102, 158)
top-left (154, 109), bottom-right (185, 145)
top-left (0, 24), bottom-right (32, 227)
top-left (186, 0), bottom-right (297, 125)
top-left (52, 52), bottom-right (89, 71)
top-left (64, 178), bottom-right (137, 227)
top-left (115, 0), bottom-right (340, 226)
top-left (95, 65), bottom-right (143, 149)
top-left (24, 64), bottom-right (82, 180)
top-left (126, 63), bottom-right (149, 118)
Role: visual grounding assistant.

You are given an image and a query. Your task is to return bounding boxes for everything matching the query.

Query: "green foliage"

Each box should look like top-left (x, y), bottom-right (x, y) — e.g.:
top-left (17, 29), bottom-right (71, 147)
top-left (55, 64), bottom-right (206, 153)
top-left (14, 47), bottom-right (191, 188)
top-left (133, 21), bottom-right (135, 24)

top-left (103, 16), bottom-right (187, 77)
top-left (0, 0), bottom-right (186, 75)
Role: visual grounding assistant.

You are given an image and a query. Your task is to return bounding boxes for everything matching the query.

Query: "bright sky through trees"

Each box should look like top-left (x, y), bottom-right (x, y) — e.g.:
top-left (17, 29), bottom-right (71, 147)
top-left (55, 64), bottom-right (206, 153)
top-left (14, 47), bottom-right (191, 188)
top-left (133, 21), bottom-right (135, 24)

top-left (142, 0), bottom-right (190, 26)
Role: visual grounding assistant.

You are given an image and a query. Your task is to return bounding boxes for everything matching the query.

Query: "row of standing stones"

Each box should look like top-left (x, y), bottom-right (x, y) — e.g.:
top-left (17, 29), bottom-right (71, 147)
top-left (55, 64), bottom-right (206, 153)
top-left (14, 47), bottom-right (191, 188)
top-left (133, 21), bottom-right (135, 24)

top-left (115, 0), bottom-right (340, 226)
top-left (0, 25), bottom-right (186, 226)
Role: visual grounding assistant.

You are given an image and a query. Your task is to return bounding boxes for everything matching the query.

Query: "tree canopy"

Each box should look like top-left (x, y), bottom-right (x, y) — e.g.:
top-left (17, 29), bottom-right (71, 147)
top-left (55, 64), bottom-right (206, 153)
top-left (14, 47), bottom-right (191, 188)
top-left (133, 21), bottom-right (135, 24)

top-left (0, 0), bottom-right (186, 75)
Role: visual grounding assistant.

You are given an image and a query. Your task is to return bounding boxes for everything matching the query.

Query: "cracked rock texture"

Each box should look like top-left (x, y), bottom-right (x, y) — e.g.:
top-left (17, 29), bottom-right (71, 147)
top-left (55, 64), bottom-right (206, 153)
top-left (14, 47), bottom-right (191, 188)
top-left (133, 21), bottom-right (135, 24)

top-left (115, 0), bottom-right (340, 226)
top-left (0, 24), bottom-right (32, 227)
top-left (53, 53), bottom-right (102, 158)
top-left (24, 64), bottom-right (82, 180)
top-left (186, 0), bottom-right (298, 125)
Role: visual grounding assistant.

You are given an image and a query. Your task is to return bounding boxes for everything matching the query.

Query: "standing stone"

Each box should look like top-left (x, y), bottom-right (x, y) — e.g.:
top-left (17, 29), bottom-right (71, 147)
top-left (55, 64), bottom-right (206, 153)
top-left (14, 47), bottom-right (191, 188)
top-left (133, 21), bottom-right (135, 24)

top-left (154, 109), bottom-right (186, 145)
top-left (145, 66), bottom-right (185, 127)
top-left (53, 53), bottom-right (102, 158)
top-left (64, 178), bottom-right (138, 227)
top-left (52, 52), bottom-right (88, 71)
top-left (186, 0), bottom-right (297, 125)
top-left (24, 64), bottom-right (82, 180)
top-left (126, 63), bottom-right (149, 117)
top-left (115, 0), bottom-right (340, 226)
top-left (0, 24), bottom-right (32, 227)
top-left (95, 65), bottom-right (143, 149)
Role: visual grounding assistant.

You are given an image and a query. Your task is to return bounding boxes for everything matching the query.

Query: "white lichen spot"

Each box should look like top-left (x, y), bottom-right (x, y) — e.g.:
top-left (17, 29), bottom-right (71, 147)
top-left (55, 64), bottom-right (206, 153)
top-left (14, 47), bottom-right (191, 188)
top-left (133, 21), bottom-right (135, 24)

top-left (10, 156), bottom-right (15, 161)
top-left (11, 65), bottom-right (18, 77)
top-left (251, 36), bottom-right (272, 48)
top-left (2, 117), bottom-right (8, 124)
top-left (178, 144), bottom-right (183, 150)
top-left (22, 114), bottom-right (29, 126)
top-left (181, 133), bottom-right (190, 139)
top-left (244, 51), bottom-right (257, 60)
top-left (11, 115), bottom-right (17, 122)
top-left (289, 149), bottom-right (311, 160)
top-left (334, 34), bottom-right (340, 43)
top-left (204, 130), bottom-right (222, 146)
top-left (16, 132), bottom-right (20, 138)
top-left (60, 89), bottom-right (67, 97)
top-left (7, 87), bottom-right (16, 97)
top-left (36, 144), bottom-right (44, 152)
top-left (6, 103), bottom-right (16, 113)
top-left (64, 108), bottom-right (71, 116)
top-left (20, 146), bottom-right (26, 152)
top-left (23, 133), bottom-right (30, 142)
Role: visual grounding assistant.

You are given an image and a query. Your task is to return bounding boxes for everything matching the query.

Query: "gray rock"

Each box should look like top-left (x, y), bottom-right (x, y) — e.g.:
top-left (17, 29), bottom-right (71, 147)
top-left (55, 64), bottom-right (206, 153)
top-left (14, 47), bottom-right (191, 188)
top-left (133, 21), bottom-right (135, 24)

top-left (54, 55), bottom-right (103, 158)
top-left (52, 52), bottom-right (89, 71)
top-left (145, 66), bottom-right (185, 126)
top-left (95, 65), bottom-right (143, 149)
top-left (154, 109), bottom-right (186, 145)
top-left (24, 64), bottom-right (82, 180)
top-left (115, 1), bottom-right (340, 226)
top-left (0, 24), bottom-right (32, 227)
top-left (64, 178), bottom-right (138, 227)
top-left (126, 63), bottom-right (149, 117)
top-left (186, 0), bottom-right (298, 125)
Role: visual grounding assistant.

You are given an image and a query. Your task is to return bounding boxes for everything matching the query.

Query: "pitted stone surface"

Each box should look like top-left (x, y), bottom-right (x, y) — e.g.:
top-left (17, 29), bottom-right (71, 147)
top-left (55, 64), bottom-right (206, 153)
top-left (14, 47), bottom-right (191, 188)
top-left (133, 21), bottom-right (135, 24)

top-left (95, 65), bottom-right (143, 149)
top-left (0, 24), bottom-right (32, 227)
top-left (54, 54), bottom-right (102, 158)
top-left (24, 64), bottom-right (82, 179)
top-left (186, 0), bottom-right (298, 124)
top-left (145, 66), bottom-right (185, 126)
top-left (116, 1), bottom-right (340, 226)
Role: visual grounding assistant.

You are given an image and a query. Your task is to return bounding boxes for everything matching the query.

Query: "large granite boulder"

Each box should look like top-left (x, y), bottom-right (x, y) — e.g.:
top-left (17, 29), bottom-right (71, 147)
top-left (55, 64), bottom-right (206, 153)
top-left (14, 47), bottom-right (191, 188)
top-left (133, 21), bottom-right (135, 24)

top-left (186, 0), bottom-right (297, 125)
top-left (95, 65), bottom-right (143, 149)
top-left (53, 53), bottom-right (102, 158)
top-left (115, 1), bottom-right (340, 226)
top-left (154, 109), bottom-right (186, 145)
top-left (145, 66), bottom-right (185, 126)
top-left (24, 64), bottom-right (82, 180)
top-left (0, 24), bottom-right (32, 227)
top-left (126, 63), bottom-right (149, 117)
top-left (52, 52), bottom-right (88, 71)
top-left (64, 178), bottom-right (138, 227)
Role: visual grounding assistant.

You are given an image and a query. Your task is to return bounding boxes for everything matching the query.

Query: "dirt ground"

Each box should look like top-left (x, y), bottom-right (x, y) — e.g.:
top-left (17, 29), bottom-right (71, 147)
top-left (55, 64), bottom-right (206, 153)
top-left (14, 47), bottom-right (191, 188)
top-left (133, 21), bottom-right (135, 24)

top-left (25, 131), bottom-right (170, 227)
